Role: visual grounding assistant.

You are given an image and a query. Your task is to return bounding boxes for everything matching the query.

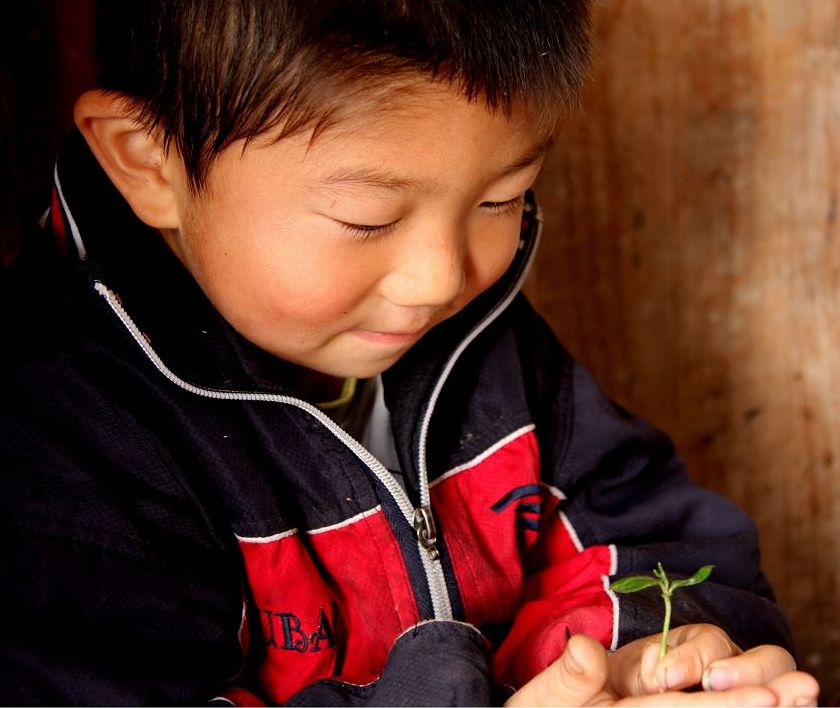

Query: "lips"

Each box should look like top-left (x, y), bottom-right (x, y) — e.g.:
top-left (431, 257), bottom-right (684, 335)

top-left (351, 326), bottom-right (429, 345)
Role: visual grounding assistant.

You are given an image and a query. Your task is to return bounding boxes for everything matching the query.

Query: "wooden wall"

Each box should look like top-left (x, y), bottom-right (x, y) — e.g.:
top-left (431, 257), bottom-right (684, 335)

top-left (525, 0), bottom-right (839, 702)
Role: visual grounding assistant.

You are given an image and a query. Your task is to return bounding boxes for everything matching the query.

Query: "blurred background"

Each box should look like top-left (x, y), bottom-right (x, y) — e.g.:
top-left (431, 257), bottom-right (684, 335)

top-left (2, 0), bottom-right (838, 703)
top-left (528, 1), bottom-right (839, 703)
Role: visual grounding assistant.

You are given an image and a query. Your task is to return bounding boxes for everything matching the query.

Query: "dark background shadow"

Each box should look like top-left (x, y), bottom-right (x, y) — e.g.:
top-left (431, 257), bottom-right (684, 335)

top-left (1, 0), bottom-right (95, 264)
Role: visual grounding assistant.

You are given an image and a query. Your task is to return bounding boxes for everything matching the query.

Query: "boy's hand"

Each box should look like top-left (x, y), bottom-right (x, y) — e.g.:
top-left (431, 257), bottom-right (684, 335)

top-left (606, 623), bottom-right (808, 697)
top-left (505, 631), bottom-right (819, 707)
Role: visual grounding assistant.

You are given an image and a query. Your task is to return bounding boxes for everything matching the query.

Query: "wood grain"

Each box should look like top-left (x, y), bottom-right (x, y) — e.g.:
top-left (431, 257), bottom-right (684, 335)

top-left (526, 0), bottom-right (840, 702)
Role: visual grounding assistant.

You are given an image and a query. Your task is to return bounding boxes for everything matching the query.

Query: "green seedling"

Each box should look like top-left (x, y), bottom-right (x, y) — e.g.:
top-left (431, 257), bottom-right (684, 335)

top-left (610, 563), bottom-right (714, 661)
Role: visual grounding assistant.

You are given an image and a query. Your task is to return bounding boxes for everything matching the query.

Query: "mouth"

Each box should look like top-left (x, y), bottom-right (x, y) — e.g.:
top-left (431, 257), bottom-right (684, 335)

top-left (351, 327), bottom-right (428, 346)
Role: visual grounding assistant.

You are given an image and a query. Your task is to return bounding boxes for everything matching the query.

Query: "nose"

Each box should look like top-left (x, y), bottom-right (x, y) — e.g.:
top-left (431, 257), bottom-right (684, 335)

top-left (380, 223), bottom-right (466, 310)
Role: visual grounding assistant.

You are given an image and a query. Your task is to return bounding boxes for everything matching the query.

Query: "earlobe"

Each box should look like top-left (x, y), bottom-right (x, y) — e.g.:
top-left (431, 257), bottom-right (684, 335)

top-left (74, 90), bottom-right (183, 229)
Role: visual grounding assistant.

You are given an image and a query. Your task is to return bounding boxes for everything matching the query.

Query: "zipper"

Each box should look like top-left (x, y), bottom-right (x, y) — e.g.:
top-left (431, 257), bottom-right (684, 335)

top-left (93, 280), bottom-right (453, 619)
top-left (413, 506), bottom-right (439, 560)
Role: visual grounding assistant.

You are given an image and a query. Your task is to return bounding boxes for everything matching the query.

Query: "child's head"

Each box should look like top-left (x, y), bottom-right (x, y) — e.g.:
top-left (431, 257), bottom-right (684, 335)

top-left (93, 0), bottom-right (591, 192)
top-left (76, 0), bottom-right (591, 393)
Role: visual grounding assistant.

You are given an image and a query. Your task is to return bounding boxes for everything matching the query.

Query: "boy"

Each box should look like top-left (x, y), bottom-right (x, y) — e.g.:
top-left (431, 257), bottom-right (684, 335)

top-left (0, 0), bottom-right (819, 705)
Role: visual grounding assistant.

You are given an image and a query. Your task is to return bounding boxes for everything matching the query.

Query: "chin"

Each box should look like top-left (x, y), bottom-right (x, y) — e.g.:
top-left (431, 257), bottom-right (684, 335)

top-left (336, 357), bottom-right (402, 380)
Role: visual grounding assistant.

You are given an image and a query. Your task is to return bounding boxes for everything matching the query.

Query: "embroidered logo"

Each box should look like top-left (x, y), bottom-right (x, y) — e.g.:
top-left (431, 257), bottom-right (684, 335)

top-left (260, 606), bottom-right (336, 653)
top-left (491, 484), bottom-right (542, 531)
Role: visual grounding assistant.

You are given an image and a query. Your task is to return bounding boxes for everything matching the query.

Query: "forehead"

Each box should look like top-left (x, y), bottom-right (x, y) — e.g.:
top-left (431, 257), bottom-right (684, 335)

top-left (252, 79), bottom-right (554, 186)
top-left (194, 78), bottom-right (555, 205)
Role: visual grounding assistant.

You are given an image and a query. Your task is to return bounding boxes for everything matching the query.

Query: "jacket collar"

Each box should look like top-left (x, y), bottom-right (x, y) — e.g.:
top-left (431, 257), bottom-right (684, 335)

top-left (50, 129), bottom-right (541, 404)
top-left (52, 130), bottom-right (309, 394)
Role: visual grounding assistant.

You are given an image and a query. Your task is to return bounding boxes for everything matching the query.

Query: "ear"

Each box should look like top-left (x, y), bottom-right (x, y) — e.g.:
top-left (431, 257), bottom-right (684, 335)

top-left (74, 90), bottom-right (184, 229)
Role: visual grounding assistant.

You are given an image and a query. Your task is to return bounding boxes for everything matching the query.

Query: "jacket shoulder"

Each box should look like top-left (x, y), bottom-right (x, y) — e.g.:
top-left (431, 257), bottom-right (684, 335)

top-left (2, 255), bottom-right (227, 565)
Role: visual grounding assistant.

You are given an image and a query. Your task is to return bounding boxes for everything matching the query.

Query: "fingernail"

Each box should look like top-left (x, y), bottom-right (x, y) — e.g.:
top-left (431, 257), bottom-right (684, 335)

top-left (793, 697), bottom-right (817, 707)
top-left (663, 665), bottom-right (686, 689)
top-left (702, 666), bottom-right (733, 691)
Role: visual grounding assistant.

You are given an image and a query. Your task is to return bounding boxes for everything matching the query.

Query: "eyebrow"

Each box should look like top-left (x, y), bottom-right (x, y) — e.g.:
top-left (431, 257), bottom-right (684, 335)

top-left (500, 135), bottom-right (554, 175)
top-left (318, 135), bottom-right (554, 191)
top-left (319, 167), bottom-right (420, 192)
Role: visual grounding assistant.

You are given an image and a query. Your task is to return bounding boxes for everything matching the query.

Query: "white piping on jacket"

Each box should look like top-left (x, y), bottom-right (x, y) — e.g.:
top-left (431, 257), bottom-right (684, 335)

top-left (430, 424), bottom-right (536, 489)
top-left (54, 165), bottom-right (87, 260)
top-left (605, 545), bottom-right (620, 652)
top-left (307, 505), bottom-right (382, 535)
top-left (235, 528), bottom-right (299, 544)
top-left (558, 510), bottom-right (585, 553)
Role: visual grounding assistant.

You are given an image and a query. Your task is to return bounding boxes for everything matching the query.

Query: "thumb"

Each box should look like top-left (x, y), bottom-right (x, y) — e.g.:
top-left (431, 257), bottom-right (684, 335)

top-left (506, 635), bottom-right (611, 707)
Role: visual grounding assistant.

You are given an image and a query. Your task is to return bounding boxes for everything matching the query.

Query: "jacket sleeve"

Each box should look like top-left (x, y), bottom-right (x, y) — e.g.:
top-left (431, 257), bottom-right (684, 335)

top-left (493, 298), bottom-right (794, 688)
top-left (0, 399), bottom-right (250, 705)
top-left (1, 523), bottom-right (248, 705)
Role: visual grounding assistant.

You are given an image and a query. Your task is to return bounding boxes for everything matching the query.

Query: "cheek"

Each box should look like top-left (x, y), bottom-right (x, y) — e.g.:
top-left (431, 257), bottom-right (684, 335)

top-left (468, 225), bottom-right (522, 294)
top-left (256, 238), bottom-right (385, 325)
top-left (179, 213), bottom-right (368, 332)
top-left (232, 255), bottom-right (368, 332)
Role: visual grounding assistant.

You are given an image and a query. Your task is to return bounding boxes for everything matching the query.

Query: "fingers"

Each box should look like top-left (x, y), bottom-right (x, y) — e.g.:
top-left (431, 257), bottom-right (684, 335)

top-left (606, 624), bottom-right (740, 696)
top-left (637, 631), bottom-right (819, 706)
top-left (614, 685), bottom-right (779, 707)
top-left (651, 624), bottom-right (740, 691)
top-left (503, 629), bottom-right (818, 708)
top-left (606, 636), bottom-right (660, 695)
top-left (701, 644), bottom-right (796, 691)
top-left (700, 644), bottom-right (821, 705)
top-left (765, 671), bottom-right (820, 708)
top-left (505, 634), bottom-right (610, 707)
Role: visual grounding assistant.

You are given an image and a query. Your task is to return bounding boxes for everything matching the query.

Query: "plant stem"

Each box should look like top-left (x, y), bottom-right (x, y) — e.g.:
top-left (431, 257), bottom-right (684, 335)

top-left (660, 592), bottom-right (672, 661)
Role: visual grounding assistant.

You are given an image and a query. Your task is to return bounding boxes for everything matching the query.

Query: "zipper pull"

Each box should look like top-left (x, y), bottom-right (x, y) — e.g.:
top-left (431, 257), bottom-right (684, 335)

top-left (413, 506), bottom-right (440, 560)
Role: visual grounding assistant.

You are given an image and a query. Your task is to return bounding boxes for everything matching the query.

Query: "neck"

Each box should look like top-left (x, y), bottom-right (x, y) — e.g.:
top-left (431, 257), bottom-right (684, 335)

top-left (292, 367), bottom-right (346, 403)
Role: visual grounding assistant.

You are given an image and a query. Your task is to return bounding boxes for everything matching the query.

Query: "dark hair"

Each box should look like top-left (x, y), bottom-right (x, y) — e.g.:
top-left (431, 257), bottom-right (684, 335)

top-left (96, 0), bottom-right (591, 190)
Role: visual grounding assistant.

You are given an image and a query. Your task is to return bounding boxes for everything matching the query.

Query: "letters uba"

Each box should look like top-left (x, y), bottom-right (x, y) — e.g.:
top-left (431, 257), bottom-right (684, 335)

top-left (261, 606), bottom-right (337, 653)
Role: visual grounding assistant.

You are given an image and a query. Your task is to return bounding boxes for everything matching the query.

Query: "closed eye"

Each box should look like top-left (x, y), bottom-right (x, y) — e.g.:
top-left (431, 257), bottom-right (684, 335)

top-left (481, 194), bottom-right (525, 215)
top-left (339, 194), bottom-right (524, 241)
top-left (339, 219), bottom-right (400, 241)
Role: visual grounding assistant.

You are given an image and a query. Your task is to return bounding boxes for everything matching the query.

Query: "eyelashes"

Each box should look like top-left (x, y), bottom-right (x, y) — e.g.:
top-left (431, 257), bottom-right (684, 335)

top-left (339, 194), bottom-right (526, 242)
top-left (340, 220), bottom-right (400, 240)
top-left (481, 194), bottom-right (525, 215)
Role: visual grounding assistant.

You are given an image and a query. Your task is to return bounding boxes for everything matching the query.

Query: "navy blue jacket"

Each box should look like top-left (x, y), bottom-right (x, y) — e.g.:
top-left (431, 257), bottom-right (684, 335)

top-left (1, 131), bottom-right (794, 705)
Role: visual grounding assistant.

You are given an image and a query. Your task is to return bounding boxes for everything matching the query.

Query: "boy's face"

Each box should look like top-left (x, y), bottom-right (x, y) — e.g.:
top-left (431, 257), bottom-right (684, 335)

top-left (162, 81), bottom-right (548, 389)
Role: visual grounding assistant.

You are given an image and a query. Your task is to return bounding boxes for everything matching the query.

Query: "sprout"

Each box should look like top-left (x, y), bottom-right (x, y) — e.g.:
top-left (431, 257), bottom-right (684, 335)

top-left (610, 563), bottom-right (714, 660)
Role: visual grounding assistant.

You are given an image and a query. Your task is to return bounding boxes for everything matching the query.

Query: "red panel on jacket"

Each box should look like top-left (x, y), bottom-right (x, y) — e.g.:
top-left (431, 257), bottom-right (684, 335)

top-left (237, 510), bottom-right (419, 702)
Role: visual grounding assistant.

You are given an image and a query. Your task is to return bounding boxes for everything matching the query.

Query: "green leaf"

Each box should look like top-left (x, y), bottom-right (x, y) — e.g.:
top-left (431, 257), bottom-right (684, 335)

top-left (669, 565), bottom-right (715, 590)
top-left (609, 575), bottom-right (661, 593)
